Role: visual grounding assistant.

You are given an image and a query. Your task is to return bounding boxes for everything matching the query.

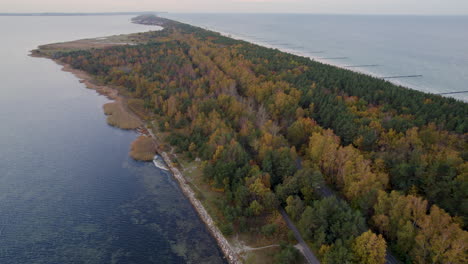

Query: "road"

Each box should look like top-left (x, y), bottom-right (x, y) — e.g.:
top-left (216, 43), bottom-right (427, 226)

top-left (292, 158), bottom-right (400, 264)
top-left (280, 208), bottom-right (320, 264)
top-left (385, 252), bottom-right (400, 264)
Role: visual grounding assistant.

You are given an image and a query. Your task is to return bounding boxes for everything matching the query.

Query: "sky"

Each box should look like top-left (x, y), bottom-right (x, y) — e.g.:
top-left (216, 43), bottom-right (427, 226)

top-left (2, 0), bottom-right (468, 15)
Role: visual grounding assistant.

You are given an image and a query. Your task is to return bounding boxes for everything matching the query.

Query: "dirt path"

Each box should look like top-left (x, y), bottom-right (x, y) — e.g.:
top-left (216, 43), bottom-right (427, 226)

top-left (280, 209), bottom-right (320, 264)
top-left (229, 235), bottom-right (281, 262)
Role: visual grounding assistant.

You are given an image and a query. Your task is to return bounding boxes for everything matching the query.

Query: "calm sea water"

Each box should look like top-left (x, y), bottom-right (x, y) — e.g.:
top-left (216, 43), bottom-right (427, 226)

top-left (163, 13), bottom-right (468, 102)
top-left (0, 16), bottom-right (225, 264)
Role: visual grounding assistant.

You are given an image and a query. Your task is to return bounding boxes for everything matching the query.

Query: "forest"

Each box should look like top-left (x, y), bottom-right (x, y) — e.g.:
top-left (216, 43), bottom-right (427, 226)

top-left (50, 15), bottom-right (467, 263)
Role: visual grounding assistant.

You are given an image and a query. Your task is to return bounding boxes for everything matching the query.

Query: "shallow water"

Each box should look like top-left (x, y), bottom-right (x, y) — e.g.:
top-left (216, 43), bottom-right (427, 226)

top-left (163, 13), bottom-right (468, 102)
top-left (0, 15), bottom-right (225, 264)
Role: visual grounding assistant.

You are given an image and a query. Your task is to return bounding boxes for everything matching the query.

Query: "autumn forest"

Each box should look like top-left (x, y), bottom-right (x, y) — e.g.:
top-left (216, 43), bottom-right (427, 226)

top-left (49, 15), bottom-right (467, 263)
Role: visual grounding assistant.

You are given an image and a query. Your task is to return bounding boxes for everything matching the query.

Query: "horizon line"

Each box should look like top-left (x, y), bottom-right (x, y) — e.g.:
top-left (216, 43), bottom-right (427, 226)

top-left (1, 11), bottom-right (467, 16)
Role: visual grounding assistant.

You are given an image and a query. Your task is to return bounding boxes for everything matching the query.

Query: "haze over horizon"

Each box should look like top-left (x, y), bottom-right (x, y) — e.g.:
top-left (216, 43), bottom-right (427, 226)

top-left (1, 0), bottom-right (468, 15)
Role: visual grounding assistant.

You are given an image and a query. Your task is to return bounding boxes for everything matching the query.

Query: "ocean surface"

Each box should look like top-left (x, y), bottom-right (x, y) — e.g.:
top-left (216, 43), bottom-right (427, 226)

top-left (0, 16), bottom-right (225, 263)
top-left (163, 13), bottom-right (468, 102)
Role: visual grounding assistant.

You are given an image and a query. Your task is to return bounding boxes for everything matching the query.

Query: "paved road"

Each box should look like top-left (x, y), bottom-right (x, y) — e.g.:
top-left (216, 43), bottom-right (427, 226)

top-left (316, 184), bottom-right (333, 198)
top-left (385, 252), bottom-right (400, 264)
top-left (293, 158), bottom-right (400, 264)
top-left (280, 208), bottom-right (320, 264)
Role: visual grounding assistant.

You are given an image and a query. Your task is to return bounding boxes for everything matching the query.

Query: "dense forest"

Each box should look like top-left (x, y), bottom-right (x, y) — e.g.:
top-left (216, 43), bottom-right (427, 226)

top-left (51, 15), bottom-right (467, 263)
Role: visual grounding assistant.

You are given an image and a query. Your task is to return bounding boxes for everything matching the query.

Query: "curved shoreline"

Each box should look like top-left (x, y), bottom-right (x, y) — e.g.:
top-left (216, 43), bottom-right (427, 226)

top-left (146, 129), bottom-right (241, 264)
top-left (38, 56), bottom-right (241, 264)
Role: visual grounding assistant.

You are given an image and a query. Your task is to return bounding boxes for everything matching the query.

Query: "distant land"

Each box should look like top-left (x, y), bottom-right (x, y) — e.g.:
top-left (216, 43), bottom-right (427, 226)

top-left (0, 12), bottom-right (165, 16)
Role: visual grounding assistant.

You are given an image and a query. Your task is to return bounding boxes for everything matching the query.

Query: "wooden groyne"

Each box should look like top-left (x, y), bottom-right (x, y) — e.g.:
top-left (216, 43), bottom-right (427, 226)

top-left (318, 56), bottom-right (348, 59)
top-left (437, 90), bottom-right (468, 95)
top-left (383, 75), bottom-right (423, 79)
top-left (344, 64), bottom-right (379, 68)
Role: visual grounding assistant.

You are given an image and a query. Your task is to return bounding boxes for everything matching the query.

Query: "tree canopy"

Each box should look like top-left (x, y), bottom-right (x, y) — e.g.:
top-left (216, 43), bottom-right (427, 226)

top-left (49, 15), bottom-right (468, 263)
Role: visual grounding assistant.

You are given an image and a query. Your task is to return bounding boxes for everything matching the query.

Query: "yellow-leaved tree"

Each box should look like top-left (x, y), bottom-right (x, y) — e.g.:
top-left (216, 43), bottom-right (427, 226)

top-left (352, 230), bottom-right (387, 264)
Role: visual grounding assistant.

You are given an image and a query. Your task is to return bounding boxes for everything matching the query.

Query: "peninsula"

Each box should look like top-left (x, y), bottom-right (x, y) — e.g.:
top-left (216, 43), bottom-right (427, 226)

top-left (32, 15), bottom-right (467, 264)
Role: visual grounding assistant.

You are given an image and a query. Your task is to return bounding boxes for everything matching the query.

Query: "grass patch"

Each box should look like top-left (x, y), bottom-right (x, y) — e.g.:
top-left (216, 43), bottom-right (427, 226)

top-left (103, 102), bottom-right (141, 129)
top-left (180, 158), bottom-right (226, 222)
top-left (129, 135), bottom-right (156, 161)
top-left (244, 246), bottom-right (281, 264)
top-left (128, 99), bottom-right (150, 120)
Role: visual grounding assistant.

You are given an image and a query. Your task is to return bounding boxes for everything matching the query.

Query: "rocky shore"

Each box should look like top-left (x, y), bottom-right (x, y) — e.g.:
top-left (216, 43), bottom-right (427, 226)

top-left (33, 52), bottom-right (242, 263)
top-left (146, 128), bottom-right (242, 264)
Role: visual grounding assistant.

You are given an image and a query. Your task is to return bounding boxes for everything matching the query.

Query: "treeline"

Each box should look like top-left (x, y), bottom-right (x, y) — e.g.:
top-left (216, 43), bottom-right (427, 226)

top-left (52, 15), bottom-right (467, 263)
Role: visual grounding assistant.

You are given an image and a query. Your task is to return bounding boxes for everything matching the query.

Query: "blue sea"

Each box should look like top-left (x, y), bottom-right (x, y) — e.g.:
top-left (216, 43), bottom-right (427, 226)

top-left (0, 15), bottom-right (225, 264)
top-left (163, 13), bottom-right (468, 102)
top-left (1, 13), bottom-right (466, 264)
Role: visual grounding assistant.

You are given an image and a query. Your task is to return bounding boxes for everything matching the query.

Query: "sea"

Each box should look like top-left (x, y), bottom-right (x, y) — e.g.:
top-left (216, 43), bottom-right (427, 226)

top-left (0, 15), bottom-right (225, 264)
top-left (162, 13), bottom-right (468, 102)
top-left (1, 12), bottom-right (467, 264)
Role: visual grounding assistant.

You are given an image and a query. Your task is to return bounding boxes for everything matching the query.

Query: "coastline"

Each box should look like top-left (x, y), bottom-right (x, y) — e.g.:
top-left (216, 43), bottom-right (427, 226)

top-left (146, 129), bottom-right (241, 264)
top-left (33, 52), bottom-right (241, 264)
top-left (159, 15), bottom-right (467, 102)
top-left (28, 15), bottom-right (468, 264)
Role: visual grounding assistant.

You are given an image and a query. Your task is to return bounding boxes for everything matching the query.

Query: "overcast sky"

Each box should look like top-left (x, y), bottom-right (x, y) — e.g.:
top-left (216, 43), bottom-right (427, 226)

top-left (2, 0), bottom-right (468, 15)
